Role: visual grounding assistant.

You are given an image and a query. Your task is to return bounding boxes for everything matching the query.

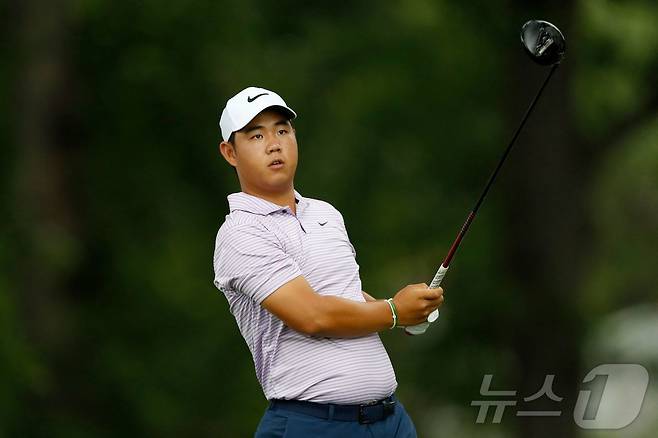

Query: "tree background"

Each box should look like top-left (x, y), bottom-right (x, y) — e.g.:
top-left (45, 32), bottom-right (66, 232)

top-left (1, 0), bottom-right (657, 437)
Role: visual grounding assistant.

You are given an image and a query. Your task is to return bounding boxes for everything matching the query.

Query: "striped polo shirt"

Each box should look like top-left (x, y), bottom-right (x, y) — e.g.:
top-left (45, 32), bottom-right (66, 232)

top-left (213, 190), bottom-right (397, 404)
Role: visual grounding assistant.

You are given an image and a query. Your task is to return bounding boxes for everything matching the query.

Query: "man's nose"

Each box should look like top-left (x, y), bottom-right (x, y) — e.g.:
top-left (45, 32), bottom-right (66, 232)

top-left (267, 141), bottom-right (281, 154)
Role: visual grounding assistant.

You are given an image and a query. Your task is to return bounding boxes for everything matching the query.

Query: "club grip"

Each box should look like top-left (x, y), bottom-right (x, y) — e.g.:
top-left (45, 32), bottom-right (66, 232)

top-left (403, 265), bottom-right (448, 335)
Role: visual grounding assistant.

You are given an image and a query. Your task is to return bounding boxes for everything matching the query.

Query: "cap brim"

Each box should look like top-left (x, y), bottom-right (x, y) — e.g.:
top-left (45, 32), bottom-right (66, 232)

top-left (265, 105), bottom-right (297, 121)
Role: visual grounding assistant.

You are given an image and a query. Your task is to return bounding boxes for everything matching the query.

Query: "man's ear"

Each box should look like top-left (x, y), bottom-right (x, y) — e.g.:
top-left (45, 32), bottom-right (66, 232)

top-left (219, 141), bottom-right (237, 167)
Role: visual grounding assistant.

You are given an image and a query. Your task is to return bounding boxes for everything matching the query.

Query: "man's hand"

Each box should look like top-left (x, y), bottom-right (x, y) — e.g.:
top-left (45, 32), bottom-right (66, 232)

top-left (392, 283), bottom-right (444, 327)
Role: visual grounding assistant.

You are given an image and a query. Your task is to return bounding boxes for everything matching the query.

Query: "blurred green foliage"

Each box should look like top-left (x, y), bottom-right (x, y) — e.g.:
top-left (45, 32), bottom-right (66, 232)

top-left (1, 0), bottom-right (657, 437)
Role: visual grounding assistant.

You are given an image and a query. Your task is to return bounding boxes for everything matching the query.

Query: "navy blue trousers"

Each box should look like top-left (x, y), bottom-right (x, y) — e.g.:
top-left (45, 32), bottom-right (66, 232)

top-left (254, 399), bottom-right (417, 437)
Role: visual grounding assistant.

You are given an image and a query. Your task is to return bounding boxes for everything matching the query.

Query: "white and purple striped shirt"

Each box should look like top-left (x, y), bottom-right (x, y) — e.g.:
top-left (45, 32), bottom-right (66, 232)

top-left (213, 190), bottom-right (397, 404)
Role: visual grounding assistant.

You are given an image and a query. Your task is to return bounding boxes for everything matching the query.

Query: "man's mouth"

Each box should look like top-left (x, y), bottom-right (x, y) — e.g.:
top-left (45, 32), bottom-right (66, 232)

top-left (269, 159), bottom-right (284, 167)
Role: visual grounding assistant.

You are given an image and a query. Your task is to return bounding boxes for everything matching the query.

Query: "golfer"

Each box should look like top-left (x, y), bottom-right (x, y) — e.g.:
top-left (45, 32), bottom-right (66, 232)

top-left (213, 86), bottom-right (444, 437)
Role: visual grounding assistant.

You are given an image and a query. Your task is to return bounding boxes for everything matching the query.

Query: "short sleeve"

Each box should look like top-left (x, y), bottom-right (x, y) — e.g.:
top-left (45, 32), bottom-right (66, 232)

top-left (213, 224), bottom-right (302, 304)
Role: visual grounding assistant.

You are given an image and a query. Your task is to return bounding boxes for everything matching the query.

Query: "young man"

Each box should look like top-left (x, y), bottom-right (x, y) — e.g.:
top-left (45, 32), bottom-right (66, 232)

top-left (213, 86), bottom-right (444, 437)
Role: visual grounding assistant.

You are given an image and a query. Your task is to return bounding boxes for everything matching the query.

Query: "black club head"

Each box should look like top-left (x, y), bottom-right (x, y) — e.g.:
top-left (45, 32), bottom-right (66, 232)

top-left (521, 20), bottom-right (566, 66)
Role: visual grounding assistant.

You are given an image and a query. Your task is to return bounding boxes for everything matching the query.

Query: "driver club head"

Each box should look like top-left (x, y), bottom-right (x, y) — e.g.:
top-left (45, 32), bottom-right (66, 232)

top-left (521, 20), bottom-right (566, 66)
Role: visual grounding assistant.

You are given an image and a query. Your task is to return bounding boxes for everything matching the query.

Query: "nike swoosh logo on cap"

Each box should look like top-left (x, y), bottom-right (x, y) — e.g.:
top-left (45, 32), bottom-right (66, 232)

top-left (247, 93), bottom-right (269, 103)
top-left (319, 221), bottom-right (328, 226)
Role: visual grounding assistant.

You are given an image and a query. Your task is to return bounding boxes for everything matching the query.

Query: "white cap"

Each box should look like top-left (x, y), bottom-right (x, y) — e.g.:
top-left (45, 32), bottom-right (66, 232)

top-left (219, 86), bottom-right (297, 141)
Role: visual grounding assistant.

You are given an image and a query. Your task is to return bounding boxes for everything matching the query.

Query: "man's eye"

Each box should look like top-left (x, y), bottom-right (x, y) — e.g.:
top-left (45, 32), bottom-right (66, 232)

top-left (278, 129), bottom-right (288, 135)
top-left (251, 134), bottom-right (263, 140)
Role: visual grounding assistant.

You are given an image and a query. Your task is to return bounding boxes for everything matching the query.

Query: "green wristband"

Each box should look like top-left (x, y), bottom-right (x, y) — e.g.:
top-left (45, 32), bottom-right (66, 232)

top-left (385, 298), bottom-right (398, 329)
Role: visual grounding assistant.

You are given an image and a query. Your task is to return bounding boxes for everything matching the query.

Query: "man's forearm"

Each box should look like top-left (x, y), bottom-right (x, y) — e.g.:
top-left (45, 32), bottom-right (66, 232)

top-left (312, 295), bottom-right (393, 338)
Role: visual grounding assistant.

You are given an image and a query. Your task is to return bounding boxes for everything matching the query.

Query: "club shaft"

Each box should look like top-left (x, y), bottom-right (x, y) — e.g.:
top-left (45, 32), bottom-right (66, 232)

top-left (442, 64), bottom-right (559, 268)
top-left (441, 211), bottom-right (475, 267)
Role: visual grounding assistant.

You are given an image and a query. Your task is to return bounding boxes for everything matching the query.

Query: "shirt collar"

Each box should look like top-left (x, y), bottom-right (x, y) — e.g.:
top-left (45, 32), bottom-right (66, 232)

top-left (227, 190), bottom-right (309, 216)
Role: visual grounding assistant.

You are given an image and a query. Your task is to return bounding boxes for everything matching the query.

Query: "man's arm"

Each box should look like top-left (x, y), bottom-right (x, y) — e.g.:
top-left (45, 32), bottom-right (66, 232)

top-left (261, 276), bottom-right (443, 338)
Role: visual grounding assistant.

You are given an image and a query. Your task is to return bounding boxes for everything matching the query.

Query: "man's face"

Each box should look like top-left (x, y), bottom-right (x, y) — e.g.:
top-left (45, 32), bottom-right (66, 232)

top-left (220, 109), bottom-right (298, 195)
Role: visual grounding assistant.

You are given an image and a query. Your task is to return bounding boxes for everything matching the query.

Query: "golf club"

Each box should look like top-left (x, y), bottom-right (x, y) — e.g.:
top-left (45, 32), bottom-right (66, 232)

top-left (405, 20), bottom-right (566, 335)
